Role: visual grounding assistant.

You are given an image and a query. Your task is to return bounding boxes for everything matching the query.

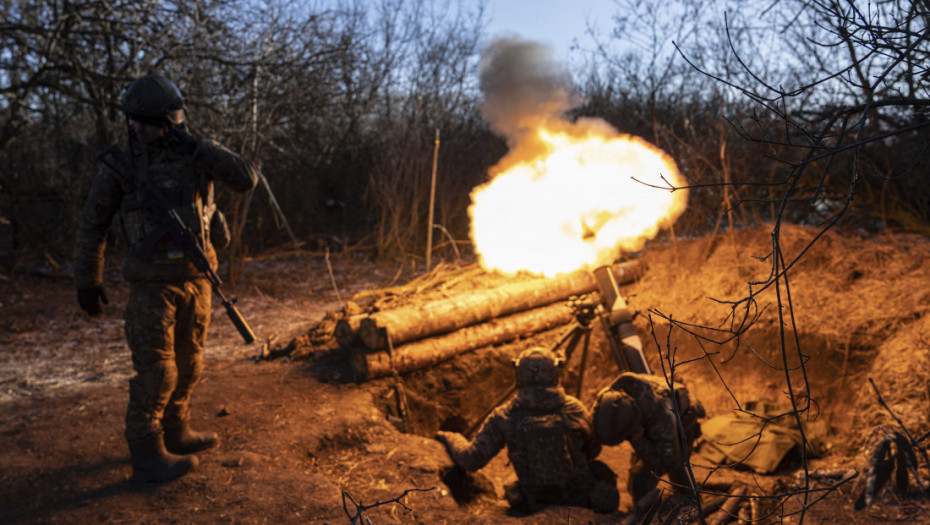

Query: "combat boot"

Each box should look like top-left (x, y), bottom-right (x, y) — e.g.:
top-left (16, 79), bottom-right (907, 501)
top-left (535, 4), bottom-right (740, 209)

top-left (622, 488), bottom-right (661, 525)
top-left (164, 421), bottom-right (219, 454)
top-left (128, 432), bottom-right (198, 483)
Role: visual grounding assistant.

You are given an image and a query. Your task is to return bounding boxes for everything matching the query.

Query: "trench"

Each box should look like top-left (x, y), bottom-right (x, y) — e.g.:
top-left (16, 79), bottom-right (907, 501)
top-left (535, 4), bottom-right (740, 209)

top-left (385, 320), bottom-right (874, 453)
top-left (365, 319), bottom-right (877, 507)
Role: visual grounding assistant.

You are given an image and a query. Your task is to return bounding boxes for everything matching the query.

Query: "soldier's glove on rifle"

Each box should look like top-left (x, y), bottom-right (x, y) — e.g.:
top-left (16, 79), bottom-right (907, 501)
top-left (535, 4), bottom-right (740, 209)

top-left (77, 286), bottom-right (109, 316)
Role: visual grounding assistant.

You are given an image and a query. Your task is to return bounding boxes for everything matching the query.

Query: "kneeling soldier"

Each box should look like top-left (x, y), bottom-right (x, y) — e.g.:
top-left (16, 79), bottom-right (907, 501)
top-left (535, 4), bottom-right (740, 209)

top-left (435, 347), bottom-right (619, 514)
top-left (593, 372), bottom-right (705, 522)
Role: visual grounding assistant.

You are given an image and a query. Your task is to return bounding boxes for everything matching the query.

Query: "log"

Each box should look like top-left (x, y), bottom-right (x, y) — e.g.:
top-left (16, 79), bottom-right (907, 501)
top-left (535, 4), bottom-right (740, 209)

top-left (707, 485), bottom-right (747, 525)
top-left (357, 301), bottom-right (574, 380)
top-left (334, 314), bottom-right (366, 347)
top-left (358, 261), bottom-right (643, 349)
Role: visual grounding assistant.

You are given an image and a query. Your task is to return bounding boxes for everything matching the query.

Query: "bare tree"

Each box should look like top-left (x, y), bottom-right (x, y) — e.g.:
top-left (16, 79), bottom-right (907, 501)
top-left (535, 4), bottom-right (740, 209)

top-left (633, 0), bottom-right (930, 521)
top-left (0, 0), bottom-right (218, 263)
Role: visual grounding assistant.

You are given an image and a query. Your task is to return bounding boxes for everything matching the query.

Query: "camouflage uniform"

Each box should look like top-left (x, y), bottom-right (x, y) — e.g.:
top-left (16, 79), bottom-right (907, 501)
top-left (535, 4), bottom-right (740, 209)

top-left (593, 372), bottom-right (704, 504)
top-left (74, 130), bottom-right (257, 441)
top-left (437, 349), bottom-right (619, 513)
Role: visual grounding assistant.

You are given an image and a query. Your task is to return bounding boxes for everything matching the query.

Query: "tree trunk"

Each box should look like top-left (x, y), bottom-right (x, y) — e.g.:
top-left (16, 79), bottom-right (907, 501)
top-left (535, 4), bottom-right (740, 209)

top-left (357, 302), bottom-right (573, 380)
top-left (358, 261), bottom-right (643, 349)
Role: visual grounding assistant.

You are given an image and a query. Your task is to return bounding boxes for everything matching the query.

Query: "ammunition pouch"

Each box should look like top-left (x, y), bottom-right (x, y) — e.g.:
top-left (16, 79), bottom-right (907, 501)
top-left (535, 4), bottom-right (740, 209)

top-left (118, 195), bottom-right (167, 261)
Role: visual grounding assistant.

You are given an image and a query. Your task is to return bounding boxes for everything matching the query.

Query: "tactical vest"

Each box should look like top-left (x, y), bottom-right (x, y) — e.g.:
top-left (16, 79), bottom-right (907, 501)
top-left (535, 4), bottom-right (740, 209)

top-left (508, 410), bottom-right (590, 488)
top-left (103, 140), bottom-right (218, 281)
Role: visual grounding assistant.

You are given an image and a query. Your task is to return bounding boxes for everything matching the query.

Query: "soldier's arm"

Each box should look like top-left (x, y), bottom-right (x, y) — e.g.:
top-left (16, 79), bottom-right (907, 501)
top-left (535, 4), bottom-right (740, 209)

top-left (73, 167), bottom-right (123, 289)
top-left (563, 396), bottom-right (602, 460)
top-left (192, 139), bottom-right (258, 193)
top-left (437, 411), bottom-right (507, 472)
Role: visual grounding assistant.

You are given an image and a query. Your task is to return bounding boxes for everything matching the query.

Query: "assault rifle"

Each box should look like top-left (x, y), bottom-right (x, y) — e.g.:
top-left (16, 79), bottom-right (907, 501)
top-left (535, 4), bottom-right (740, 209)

top-left (99, 145), bottom-right (257, 344)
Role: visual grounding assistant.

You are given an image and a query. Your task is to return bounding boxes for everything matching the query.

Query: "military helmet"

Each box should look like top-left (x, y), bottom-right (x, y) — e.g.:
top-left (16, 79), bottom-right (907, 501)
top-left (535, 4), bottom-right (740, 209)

top-left (121, 75), bottom-right (185, 123)
top-left (513, 347), bottom-right (561, 387)
top-left (593, 387), bottom-right (640, 446)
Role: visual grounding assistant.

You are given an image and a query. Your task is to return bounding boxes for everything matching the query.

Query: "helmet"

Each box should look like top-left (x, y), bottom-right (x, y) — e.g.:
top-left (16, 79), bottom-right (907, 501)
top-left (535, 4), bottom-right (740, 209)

top-left (121, 75), bottom-right (185, 124)
top-left (513, 347), bottom-right (561, 387)
top-left (593, 388), bottom-right (640, 446)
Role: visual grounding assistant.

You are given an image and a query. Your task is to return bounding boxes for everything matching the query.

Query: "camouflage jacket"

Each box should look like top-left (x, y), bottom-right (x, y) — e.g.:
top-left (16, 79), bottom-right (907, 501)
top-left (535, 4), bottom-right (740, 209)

top-left (615, 373), bottom-right (703, 469)
top-left (74, 131), bottom-right (257, 287)
top-left (441, 386), bottom-right (600, 489)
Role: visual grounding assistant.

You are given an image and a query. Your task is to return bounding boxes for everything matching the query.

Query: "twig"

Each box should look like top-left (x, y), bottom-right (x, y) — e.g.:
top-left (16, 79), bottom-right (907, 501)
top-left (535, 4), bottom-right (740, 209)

top-left (325, 247), bottom-right (343, 304)
top-left (342, 487), bottom-right (434, 524)
top-left (868, 377), bottom-right (930, 469)
top-left (383, 328), bottom-right (409, 432)
top-left (431, 224), bottom-right (461, 262)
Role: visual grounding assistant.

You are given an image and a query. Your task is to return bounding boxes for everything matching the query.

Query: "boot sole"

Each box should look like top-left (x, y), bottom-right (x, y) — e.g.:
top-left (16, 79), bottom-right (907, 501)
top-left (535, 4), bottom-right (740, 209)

top-left (131, 457), bottom-right (198, 483)
top-left (165, 437), bottom-right (220, 455)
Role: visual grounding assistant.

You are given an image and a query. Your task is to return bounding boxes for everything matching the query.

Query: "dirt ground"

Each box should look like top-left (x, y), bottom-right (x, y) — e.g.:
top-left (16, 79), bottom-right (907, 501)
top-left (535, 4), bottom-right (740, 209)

top-left (2, 224), bottom-right (929, 524)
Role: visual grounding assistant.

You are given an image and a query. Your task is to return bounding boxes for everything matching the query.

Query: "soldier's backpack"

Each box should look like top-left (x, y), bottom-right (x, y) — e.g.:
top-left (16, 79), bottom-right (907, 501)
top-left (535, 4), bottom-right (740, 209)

top-left (513, 413), bottom-right (583, 486)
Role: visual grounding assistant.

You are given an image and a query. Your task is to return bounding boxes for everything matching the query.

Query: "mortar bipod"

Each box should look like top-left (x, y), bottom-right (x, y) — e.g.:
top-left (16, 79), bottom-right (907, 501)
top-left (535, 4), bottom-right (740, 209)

top-left (550, 296), bottom-right (599, 398)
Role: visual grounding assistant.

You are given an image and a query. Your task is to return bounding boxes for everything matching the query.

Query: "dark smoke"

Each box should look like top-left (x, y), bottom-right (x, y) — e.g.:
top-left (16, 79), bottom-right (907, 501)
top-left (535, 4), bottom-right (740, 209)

top-left (479, 38), bottom-right (578, 142)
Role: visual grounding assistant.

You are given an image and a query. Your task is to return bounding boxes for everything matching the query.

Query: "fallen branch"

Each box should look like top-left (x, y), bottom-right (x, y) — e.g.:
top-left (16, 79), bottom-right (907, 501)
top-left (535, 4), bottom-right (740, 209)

top-left (342, 487), bottom-right (434, 524)
top-left (352, 262), bottom-right (475, 303)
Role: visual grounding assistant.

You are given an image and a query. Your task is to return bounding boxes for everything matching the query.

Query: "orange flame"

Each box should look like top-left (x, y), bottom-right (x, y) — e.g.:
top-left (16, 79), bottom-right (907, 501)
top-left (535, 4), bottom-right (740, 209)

top-left (469, 121), bottom-right (687, 277)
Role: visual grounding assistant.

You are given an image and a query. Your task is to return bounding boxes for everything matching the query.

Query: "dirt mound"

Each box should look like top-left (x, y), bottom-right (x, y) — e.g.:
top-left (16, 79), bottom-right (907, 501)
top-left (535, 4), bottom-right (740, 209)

top-left (628, 225), bottom-right (930, 442)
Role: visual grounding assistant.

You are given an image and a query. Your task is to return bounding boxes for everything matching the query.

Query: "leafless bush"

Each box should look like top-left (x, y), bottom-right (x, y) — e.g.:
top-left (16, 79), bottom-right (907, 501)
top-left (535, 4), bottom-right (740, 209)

top-left (0, 0), bottom-right (496, 265)
top-left (619, 0), bottom-right (930, 520)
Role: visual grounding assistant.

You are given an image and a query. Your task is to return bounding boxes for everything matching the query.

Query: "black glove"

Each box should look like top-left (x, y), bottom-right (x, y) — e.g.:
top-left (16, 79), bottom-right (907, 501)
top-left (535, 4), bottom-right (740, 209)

top-left (167, 127), bottom-right (199, 155)
top-left (77, 286), bottom-right (109, 316)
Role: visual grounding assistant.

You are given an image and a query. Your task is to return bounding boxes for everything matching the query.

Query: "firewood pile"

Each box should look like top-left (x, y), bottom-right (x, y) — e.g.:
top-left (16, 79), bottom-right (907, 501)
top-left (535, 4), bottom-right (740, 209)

top-left (286, 260), bottom-right (645, 382)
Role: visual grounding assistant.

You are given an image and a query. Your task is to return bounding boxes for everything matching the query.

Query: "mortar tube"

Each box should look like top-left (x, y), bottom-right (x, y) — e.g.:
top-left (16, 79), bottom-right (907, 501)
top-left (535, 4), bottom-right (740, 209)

top-left (592, 265), bottom-right (651, 375)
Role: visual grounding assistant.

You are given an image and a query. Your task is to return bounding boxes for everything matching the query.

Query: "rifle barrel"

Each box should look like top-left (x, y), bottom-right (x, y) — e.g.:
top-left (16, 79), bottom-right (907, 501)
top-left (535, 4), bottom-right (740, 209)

top-left (224, 301), bottom-right (256, 344)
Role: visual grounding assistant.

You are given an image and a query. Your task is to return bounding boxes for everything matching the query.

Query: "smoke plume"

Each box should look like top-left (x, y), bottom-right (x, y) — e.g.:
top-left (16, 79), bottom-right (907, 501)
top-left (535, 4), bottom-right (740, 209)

top-left (478, 38), bottom-right (578, 144)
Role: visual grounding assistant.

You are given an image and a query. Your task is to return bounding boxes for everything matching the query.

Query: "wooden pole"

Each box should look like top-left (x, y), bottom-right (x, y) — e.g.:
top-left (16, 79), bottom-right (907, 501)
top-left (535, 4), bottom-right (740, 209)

top-left (425, 128), bottom-right (440, 273)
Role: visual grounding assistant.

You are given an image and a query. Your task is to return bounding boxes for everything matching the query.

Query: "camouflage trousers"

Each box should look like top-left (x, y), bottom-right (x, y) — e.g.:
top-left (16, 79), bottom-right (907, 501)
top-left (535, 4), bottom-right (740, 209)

top-left (123, 278), bottom-right (211, 441)
top-left (506, 461), bottom-right (619, 514)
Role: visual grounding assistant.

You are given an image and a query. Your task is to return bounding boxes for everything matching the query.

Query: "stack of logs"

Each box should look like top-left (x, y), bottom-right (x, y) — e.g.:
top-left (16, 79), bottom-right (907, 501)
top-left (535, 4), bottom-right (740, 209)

top-left (337, 261), bottom-right (644, 380)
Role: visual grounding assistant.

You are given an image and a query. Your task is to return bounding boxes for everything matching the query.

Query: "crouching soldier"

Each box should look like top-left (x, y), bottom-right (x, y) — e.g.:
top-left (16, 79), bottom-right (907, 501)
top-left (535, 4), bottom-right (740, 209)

top-left (593, 372), bottom-right (705, 522)
top-left (435, 347), bottom-right (619, 514)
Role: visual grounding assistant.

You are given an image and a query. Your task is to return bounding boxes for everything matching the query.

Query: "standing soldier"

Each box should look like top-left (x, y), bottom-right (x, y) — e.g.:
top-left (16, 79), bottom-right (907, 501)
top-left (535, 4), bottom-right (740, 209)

top-left (593, 372), bottom-right (705, 523)
top-left (74, 74), bottom-right (258, 482)
top-left (435, 347), bottom-right (619, 514)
